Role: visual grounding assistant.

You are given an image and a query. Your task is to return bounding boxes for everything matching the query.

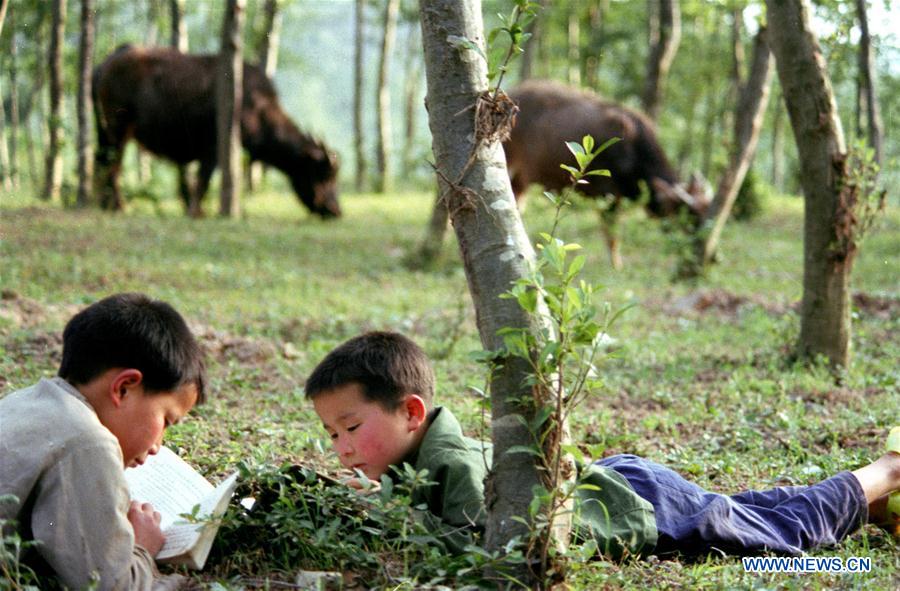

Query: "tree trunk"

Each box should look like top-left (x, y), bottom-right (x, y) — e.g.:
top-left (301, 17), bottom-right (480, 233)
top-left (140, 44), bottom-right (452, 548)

top-left (249, 0), bottom-right (281, 189)
top-left (855, 0), bottom-right (882, 165)
top-left (771, 87), bottom-right (784, 190)
top-left (766, 0), bottom-right (852, 368)
top-left (42, 0), bottom-right (66, 203)
top-left (375, 0), bottom-right (399, 193)
top-left (76, 0), bottom-right (95, 207)
top-left (567, 10), bottom-right (580, 86)
top-left (8, 6), bottom-right (20, 190)
top-left (584, 0), bottom-right (606, 90)
top-left (519, 0), bottom-right (544, 81)
top-left (217, 0), bottom-right (244, 218)
top-left (136, 0), bottom-right (159, 186)
top-left (641, 0), bottom-right (681, 121)
top-left (690, 26), bottom-right (773, 273)
top-left (418, 0), bottom-right (570, 585)
top-left (0, 0), bottom-right (8, 38)
top-left (170, 0), bottom-right (188, 52)
top-left (0, 77), bottom-right (11, 192)
top-left (353, 0), bottom-right (367, 191)
top-left (402, 23), bottom-right (421, 179)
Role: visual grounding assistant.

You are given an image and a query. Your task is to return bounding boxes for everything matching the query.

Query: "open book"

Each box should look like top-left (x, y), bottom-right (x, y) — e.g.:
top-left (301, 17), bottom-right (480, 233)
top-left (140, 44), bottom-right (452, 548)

top-left (124, 446), bottom-right (238, 570)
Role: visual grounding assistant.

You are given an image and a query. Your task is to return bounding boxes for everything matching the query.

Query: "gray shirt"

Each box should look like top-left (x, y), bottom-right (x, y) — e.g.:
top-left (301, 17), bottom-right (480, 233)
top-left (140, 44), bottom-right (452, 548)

top-left (0, 377), bottom-right (181, 590)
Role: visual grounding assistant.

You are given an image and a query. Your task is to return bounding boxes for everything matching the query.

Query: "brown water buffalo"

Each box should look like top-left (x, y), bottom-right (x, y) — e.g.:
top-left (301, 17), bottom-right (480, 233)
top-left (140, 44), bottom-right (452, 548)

top-left (92, 45), bottom-right (340, 218)
top-left (503, 80), bottom-right (709, 269)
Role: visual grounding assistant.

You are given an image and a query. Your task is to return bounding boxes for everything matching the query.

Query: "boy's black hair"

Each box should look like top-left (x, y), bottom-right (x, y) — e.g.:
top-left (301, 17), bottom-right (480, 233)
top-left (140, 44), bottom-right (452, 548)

top-left (305, 331), bottom-right (434, 409)
top-left (58, 293), bottom-right (206, 403)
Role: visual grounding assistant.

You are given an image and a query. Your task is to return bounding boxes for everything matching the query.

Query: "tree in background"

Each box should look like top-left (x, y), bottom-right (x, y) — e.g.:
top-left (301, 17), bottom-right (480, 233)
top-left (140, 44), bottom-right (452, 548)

top-left (855, 0), bottom-right (883, 165)
top-left (375, 0), bottom-right (400, 194)
top-left (0, 0), bottom-right (7, 36)
top-left (353, 0), bottom-right (368, 191)
top-left (766, 0), bottom-right (858, 368)
top-left (217, 0), bottom-right (245, 218)
top-left (687, 26), bottom-right (773, 275)
top-left (641, 0), bottom-right (680, 122)
top-left (170, 0), bottom-right (188, 52)
top-left (75, 0), bottom-right (94, 207)
top-left (401, 11), bottom-right (421, 179)
top-left (248, 0), bottom-right (282, 189)
top-left (7, 4), bottom-right (20, 190)
top-left (42, 0), bottom-right (66, 203)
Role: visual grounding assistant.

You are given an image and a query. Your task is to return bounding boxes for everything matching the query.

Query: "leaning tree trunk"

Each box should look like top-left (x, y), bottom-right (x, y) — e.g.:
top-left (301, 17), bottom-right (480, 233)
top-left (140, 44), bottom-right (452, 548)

top-left (353, 0), bottom-right (367, 191)
top-left (217, 0), bottom-right (244, 218)
top-left (42, 0), bottom-right (66, 203)
top-left (248, 0), bottom-right (282, 189)
top-left (374, 0), bottom-right (399, 193)
top-left (418, 0), bottom-right (570, 585)
top-left (170, 0), bottom-right (188, 52)
top-left (766, 0), bottom-right (853, 368)
top-left (689, 27), bottom-right (773, 274)
top-left (641, 0), bottom-right (681, 121)
top-left (0, 0), bottom-right (8, 37)
top-left (76, 0), bottom-right (95, 207)
top-left (855, 0), bottom-right (882, 165)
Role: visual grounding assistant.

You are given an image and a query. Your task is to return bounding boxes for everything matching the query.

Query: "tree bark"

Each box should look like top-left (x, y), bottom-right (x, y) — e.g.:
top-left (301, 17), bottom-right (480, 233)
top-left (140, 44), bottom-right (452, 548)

top-left (249, 0), bottom-right (282, 190)
top-left (76, 0), bottom-right (95, 207)
top-left (353, 0), bottom-right (367, 191)
top-left (567, 10), bottom-right (580, 86)
top-left (402, 23), bottom-right (421, 178)
top-left (690, 26), bottom-right (773, 273)
top-left (771, 87), bottom-right (785, 190)
top-left (375, 0), bottom-right (399, 193)
top-left (855, 0), bottom-right (882, 165)
top-left (766, 0), bottom-right (853, 368)
top-left (418, 0), bottom-right (569, 584)
top-left (170, 0), bottom-right (188, 52)
top-left (0, 0), bottom-right (8, 38)
top-left (0, 77), bottom-right (11, 192)
top-left (641, 0), bottom-right (681, 121)
top-left (8, 6), bottom-right (20, 190)
top-left (217, 0), bottom-right (244, 218)
top-left (42, 0), bottom-right (66, 203)
top-left (519, 0), bottom-right (544, 81)
top-left (584, 0), bottom-right (607, 90)
top-left (136, 0), bottom-right (159, 185)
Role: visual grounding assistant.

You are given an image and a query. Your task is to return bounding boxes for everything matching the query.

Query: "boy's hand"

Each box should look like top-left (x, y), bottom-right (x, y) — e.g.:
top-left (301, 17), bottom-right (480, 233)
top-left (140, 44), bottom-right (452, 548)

top-left (343, 476), bottom-right (381, 494)
top-left (128, 500), bottom-right (165, 556)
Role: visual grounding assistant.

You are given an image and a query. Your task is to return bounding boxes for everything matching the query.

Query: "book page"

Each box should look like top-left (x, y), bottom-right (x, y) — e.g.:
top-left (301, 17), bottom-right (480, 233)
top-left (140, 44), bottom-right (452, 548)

top-left (124, 446), bottom-right (214, 530)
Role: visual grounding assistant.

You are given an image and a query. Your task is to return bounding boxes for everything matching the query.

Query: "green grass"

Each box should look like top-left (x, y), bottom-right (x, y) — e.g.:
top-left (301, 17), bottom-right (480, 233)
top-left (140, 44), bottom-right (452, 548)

top-left (1, 186), bottom-right (898, 589)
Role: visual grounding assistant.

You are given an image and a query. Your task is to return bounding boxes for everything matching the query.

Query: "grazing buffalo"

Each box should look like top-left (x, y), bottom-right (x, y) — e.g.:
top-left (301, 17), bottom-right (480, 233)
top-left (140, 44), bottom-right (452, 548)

top-left (503, 80), bottom-right (709, 269)
top-left (92, 45), bottom-right (340, 218)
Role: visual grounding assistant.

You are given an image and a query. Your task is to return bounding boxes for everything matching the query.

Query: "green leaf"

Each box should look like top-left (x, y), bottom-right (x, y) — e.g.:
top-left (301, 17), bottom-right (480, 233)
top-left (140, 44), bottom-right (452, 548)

top-left (507, 444), bottom-right (542, 457)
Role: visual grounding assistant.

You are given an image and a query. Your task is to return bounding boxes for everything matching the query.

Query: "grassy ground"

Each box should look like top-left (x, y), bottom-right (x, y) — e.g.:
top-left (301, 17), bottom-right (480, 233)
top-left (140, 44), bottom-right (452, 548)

top-left (1, 186), bottom-right (898, 589)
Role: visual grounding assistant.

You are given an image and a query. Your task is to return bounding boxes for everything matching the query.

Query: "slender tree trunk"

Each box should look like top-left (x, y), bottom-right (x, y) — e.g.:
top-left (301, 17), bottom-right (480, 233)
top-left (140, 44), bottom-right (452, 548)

top-left (567, 10), bottom-right (580, 86)
top-left (771, 87), bottom-right (785, 190)
top-left (170, 0), bottom-right (188, 52)
top-left (217, 0), bottom-right (244, 218)
top-left (584, 0), bottom-right (606, 89)
top-left (689, 27), bottom-right (773, 273)
top-left (353, 0), bottom-right (367, 191)
top-left (42, 0), bottom-right (66, 202)
top-left (0, 0), bottom-right (8, 38)
top-left (249, 0), bottom-right (281, 190)
top-left (8, 7), bottom-right (20, 190)
top-left (723, 7), bottom-right (744, 156)
top-left (766, 0), bottom-right (853, 368)
top-left (641, 0), bottom-right (681, 121)
top-left (519, 0), bottom-right (544, 81)
top-left (402, 23), bottom-right (421, 179)
top-left (375, 0), bottom-right (399, 193)
top-left (855, 0), bottom-right (882, 165)
top-left (76, 0), bottom-right (95, 207)
top-left (0, 78), bottom-right (11, 192)
top-left (419, 1), bottom-right (570, 585)
top-left (136, 0), bottom-right (159, 185)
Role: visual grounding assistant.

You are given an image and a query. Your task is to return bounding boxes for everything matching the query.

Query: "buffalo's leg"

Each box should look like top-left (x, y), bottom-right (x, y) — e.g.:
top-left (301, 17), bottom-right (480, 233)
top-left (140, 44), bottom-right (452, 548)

top-left (189, 158), bottom-right (216, 218)
top-left (176, 165), bottom-right (193, 213)
top-left (94, 131), bottom-right (127, 211)
top-left (597, 199), bottom-right (622, 270)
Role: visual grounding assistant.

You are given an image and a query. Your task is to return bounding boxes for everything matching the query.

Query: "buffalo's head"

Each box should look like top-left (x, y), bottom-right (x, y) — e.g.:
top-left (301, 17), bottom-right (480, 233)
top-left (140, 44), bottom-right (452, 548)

top-left (649, 173), bottom-right (711, 221)
top-left (290, 143), bottom-right (341, 219)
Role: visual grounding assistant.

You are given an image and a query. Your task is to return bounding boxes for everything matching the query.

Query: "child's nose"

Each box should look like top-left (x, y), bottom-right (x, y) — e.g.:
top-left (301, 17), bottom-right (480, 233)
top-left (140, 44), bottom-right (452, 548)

top-left (335, 436), bottom-right (354, 457)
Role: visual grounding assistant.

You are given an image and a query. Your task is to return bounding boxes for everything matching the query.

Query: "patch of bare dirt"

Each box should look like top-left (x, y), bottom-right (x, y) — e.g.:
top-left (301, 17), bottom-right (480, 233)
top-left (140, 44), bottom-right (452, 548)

top-left (648, 288), bottom-right (793, 320)
top-left (193, 325), bottom-right (280, 364)
top-left (853, 292), bottom-right (900, 320)
top-left (0, 290), bottom-right (81, 333)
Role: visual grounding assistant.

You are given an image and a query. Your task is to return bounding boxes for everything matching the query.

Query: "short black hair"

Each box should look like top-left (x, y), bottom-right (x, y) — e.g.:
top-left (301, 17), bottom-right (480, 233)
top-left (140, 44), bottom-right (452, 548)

top-left (305, 331), bottom-right (434, 409)
top-left (58, 293), bottom-right (206, 403)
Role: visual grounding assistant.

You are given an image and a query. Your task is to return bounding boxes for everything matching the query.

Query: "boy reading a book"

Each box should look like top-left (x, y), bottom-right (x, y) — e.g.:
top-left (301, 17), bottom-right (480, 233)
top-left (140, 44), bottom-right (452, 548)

top-left (306, 331), bottom-right (900, 558)
top-left (0, 293), bottom-right (207, 590)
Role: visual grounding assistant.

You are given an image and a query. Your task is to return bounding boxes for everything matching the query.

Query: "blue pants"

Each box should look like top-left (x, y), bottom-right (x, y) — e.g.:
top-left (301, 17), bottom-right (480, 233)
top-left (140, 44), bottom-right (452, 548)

top-left (599, 454), bottom-right (868, 556)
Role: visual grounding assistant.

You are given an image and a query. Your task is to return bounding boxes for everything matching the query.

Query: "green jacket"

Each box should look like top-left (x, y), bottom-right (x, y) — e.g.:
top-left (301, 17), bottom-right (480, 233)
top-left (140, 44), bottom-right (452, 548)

top-left (395, 407), bottom-right (657, 558)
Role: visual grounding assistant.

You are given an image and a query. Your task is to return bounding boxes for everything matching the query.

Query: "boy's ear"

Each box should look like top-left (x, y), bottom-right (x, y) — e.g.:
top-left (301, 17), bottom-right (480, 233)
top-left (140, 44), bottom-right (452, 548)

top-left (403, 394), bottom-right (428, 432)
top-left (109, 369), bottom-right (144, 407)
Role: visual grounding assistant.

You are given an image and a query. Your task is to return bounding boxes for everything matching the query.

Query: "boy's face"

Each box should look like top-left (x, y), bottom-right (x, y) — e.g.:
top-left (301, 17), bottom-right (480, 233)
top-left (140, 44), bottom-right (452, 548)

top-left (313, 382), bottom-right (426, 480)
top-left (102, 380), bottom-right (198, 468)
